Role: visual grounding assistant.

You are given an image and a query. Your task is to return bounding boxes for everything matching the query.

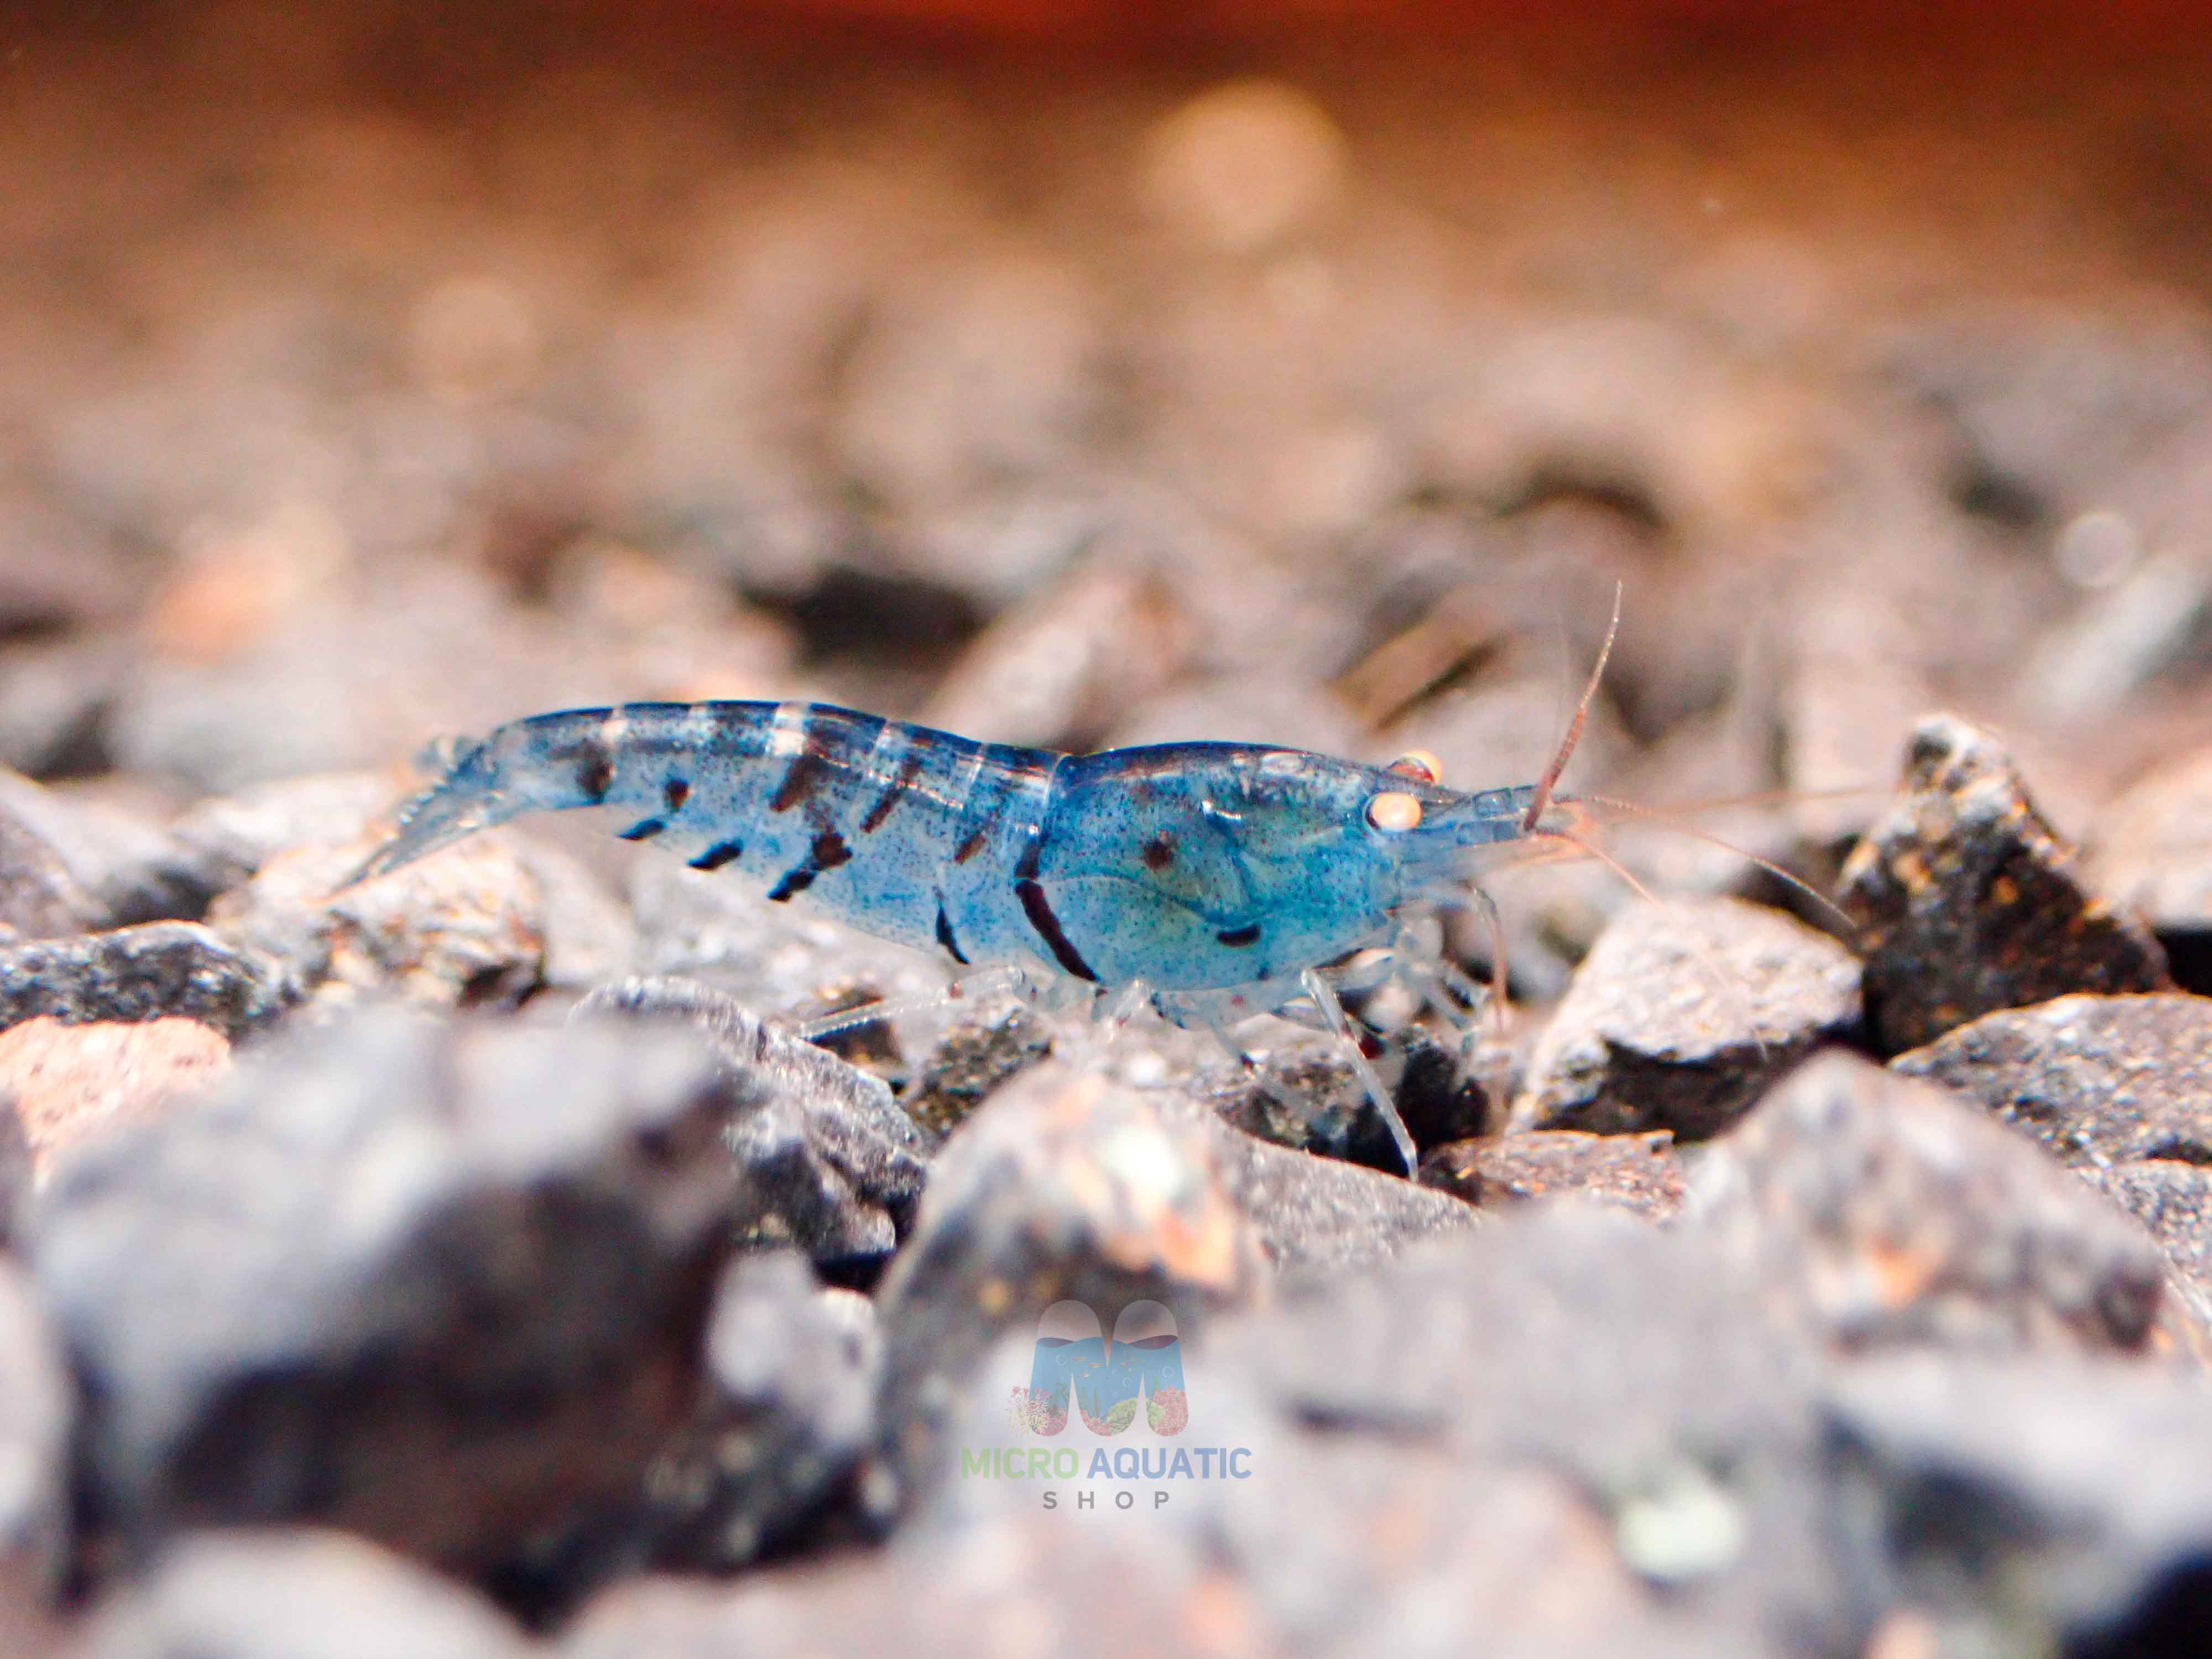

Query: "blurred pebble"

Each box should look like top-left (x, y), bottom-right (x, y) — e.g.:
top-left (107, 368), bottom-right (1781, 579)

top-left (0, 776), bottom-right (194, 929)
top-left (836, 249), bottom-right (1102, 510)
top-left (2088, 746), bottom-right (2212, 990)
top-left (0, 635), bottom-right (121, 780)
top-left (1839, 714), bottom-right (2169, 1052)
top-left (2021, 548), bottom-right (2212, 722)
top-left (75, 1528), bottom-right (533, 1659)
top-left (32, 1010), bottom-right (742, 1582)
top-left (1141, 79), bottom-right (1349, 254)
top-left (0, 1260), bottom-right (70, 1606)
top-left (2071, 1157), bottom-right (2212, 1340)
top-left (597, 1252), bottom-right (880, 1579)
top-left (407, 275), bottom-right (541, 406)
top-left (1421, 1129), bottom-right (1684, 1220)
top-left (0, 794), bottom-right (102, 940)
top-left (0, 1018), bottom-right (228, 1177)
top-left (919, 560), bottom-right (1192, 750)
top-left (1510, 898), bottom-right (1861, 1140)
top-left (1824, 1355), bottom-right (2212, 1654)
top-left (210, 838), bottom-right (545, 1015)
top-left (872, 1065), bottom-right (1263, 1506)
top-left (159, 773), bottom-right (392, 901)
top-left (1694, 1052), bottom-right (2166, 1356)
top-left (0, 923), bottom-right (291, 1043)
top-left (1107, 673), bottom-right (1367, 755)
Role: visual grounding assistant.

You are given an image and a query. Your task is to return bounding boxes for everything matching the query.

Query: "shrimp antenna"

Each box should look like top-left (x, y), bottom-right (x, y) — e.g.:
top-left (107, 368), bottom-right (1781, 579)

top-left (1522, 580), bottom-right (1622, 835)
top-left (1572, 792), bottom-right (1854, 931)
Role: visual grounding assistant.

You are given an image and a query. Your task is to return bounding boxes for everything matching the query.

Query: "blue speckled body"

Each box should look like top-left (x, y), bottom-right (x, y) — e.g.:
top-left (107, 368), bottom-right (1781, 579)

top-left (354, 700), bottom-right (1541, 1016)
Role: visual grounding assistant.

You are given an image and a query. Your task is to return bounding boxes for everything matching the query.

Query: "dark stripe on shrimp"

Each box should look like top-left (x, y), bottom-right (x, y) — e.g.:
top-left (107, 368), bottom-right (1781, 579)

top-left (768, 830), bottom-right (852, 902)
top-left (934, 899), bottom-right (971, 964)
top-left (1016, 879), bottom-right (1097, 982)
top-left (1216, 924), bottom-right (1261, 947)
top-left (689, 838), bottom-right (744, 871)
top-left (769, 724), bottom-right (837, 813)
top-left (952, 827), bottom-right (989, 864)
top-left (619, 816), bottom-right (666, 841)
top-left (860, 748), bottom-right (926, 834)
top-left (552, 728), bottom-right (617, 804)
top-left (663, 778), bottom-right (690, 812)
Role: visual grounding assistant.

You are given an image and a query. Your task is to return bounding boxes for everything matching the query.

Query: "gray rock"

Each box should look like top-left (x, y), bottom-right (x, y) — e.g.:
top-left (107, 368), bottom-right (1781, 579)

top-left (1890, 992), bottom-right (2212, 1167)
top-left (1422, 1129), bottom-right (1685, 1220)
top-left (1188, 1208), bottom-right (1851, 1656)
top-left (30, 1010), bottom-right (742, 1580)
top-left (1693, 1052), bottom-right (2166, 1355)
top-left (1839, 715), bottom-right (2169, 1053)
top-left (0, 777), bottom-right (197, 930)
top-left (564, 1477), bottom-right (1745, 1659)
top-left (1824, 1354), bottom-right (2212, 1656)
top-left (1183, 1091), bottom-right (1479, 1279)
top-left (208, 838), bottom-right (546, 1018)
top-left (900, 996), bottom-right (1053, 1144)
top-left (76, 1528), bottom-right (534, 1659)
top-left (0, 924), bottom-right (292, 1042)
top-left (0, 794), bottom-right (101, 939)
top-left (1206, 1033), bottom-right (1416, 1174)
top-left (872, 1065), bottom-right (1269, 1512)
top-left (2075, 1160), bottom-right (2212, 1355)
top-left (2087, 744), bottom-right (2212, 994)
top-left (1510, 898), bottom-right (1863, 1140)
top-left (0, 1260), bottom-right (71, 1604)
top-left (616, 1252), bottom-right (879, 1574)
top-left (157, 772), bottom-right (393, 907)
top-left (577, 978), bottom-right (928, 1279)
top-left (0, 1105), bottom-right (29, 1250)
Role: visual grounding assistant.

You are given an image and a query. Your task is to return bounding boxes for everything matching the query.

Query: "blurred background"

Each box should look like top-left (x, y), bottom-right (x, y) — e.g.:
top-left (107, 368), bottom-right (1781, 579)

top-left (8, 0), bottom-right (2212, 979)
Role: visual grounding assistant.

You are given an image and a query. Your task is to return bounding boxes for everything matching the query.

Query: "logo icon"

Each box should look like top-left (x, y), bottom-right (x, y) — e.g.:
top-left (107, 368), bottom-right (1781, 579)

top-left (1011, 1299), bottom-right (1188, 1437)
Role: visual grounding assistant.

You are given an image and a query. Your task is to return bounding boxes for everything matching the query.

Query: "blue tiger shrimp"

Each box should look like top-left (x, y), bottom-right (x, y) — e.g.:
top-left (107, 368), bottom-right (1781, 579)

top-left (351, 606), bottom-right (1627, 1176)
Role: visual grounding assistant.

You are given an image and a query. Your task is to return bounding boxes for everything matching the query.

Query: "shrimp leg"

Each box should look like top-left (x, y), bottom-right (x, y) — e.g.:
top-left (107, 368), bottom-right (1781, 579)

top-left (1300, 967), bottom-right (1417, 1176)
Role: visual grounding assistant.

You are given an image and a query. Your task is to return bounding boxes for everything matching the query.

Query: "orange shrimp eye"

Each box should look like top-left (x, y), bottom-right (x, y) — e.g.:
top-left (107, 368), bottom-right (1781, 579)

top-left (1386, 749), bottom-right (1443, 786)
top-left (1366, 790), bottom-right (1423, 833)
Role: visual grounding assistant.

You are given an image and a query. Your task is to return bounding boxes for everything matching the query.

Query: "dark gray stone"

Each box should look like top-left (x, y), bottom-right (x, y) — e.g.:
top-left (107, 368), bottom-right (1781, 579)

top-left (1890, 992), bottom-right (2212, 1168)
top-left (30, 1010), bottom-right (742, 1581)
top-left (872, 1065), bottom-right (1271, 1512)
top-left (1824, 1355), bottom-right (2212, 1657)
top-left (901, 997), bottom-right (1052, 1144)
top-left (1422, 1129), bottom-right (1685, 1220)
top-left (1180, 1090), bottom-right (1479, 1279)
top-left (156, 772), bottom-right (393, 909)
top-left (1206, 1033), bottom-right (1413, 1174)
top-left (0, 793), bottom-right (101, 940)
top-left (1510, 898), bottom-right (1863, 1140)
top-left (1839, 716), bottom-right (2169, 1053)
top-left (77, 1528), bottom-right (534, 1659)
top-left (616, 1252), bottom-right (878, 1574)
top-left (576, 977), bottom-right (928, 1279)
top-left (1181, 1208), bottom-right (1853, 1656)
top-left (0, 1260), bottom-right (70, 1605)
top-left (0, 923), bottom-right (292, 1042)
top-left (1693, 1052), bottom-right (2167, 1356)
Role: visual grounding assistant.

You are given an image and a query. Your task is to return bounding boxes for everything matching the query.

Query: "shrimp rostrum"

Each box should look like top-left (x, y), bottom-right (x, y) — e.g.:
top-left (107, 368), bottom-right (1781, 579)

top-left (354, 656), bottom-right (1608, 1175)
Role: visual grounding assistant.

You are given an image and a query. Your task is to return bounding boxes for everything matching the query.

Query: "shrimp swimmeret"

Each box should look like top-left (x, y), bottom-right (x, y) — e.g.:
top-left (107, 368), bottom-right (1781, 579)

top-left (352, 603), bottom-right (1634, 1176)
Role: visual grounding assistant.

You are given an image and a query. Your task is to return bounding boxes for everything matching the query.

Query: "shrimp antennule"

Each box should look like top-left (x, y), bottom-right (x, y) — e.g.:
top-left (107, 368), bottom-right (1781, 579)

top-left (1521, 580), bottom-right (1622, 835)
